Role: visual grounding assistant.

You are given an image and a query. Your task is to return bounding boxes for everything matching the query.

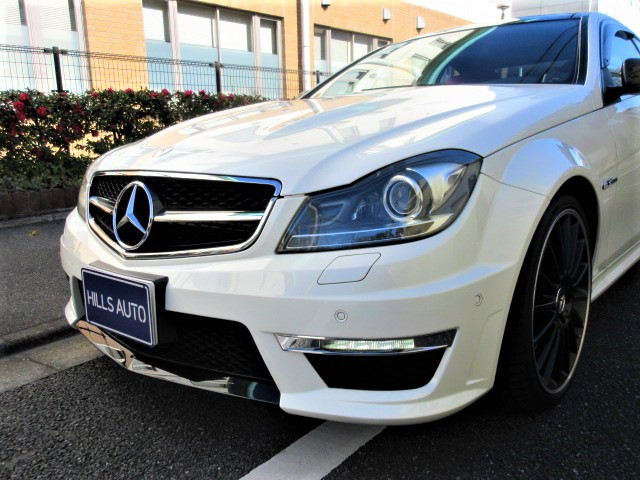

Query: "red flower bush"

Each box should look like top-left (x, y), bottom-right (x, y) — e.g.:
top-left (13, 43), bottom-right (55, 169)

top-left (0, 88), bottom-right (265, 192)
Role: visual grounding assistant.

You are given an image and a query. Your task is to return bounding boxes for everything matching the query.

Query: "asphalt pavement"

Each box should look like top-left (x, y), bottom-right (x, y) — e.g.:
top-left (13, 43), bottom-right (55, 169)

top-left (0, 214), bottom-right (72, 354)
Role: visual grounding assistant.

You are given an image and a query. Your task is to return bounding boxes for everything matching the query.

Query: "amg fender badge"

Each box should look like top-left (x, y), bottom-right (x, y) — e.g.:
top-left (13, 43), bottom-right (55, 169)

top-left (602, 177), bottom-right (618, 190)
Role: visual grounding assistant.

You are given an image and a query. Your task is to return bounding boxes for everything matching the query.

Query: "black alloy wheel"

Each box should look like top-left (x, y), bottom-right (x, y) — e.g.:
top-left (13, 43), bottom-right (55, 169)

top-left (500, 195), bottom-right (592, 411)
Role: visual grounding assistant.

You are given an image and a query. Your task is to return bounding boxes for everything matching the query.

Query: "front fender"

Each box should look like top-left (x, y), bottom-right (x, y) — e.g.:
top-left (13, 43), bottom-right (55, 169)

top-left (482, 137), bottom-right (602, 198)
top-left (480, 109), bottom-right (619, 278)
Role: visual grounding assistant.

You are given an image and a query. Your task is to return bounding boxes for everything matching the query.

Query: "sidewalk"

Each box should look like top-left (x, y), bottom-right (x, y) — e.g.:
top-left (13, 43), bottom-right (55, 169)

top-left (0, 211), bottom-right (74, 356)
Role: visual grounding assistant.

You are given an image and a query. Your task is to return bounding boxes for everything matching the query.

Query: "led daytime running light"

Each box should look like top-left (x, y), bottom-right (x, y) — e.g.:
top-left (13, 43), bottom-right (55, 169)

top-left (322, 338), bottom-right (415, 352)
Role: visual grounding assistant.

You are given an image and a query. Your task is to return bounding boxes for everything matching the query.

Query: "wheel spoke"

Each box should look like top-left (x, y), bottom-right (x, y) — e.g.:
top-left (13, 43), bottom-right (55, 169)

top-left (534, 299), bottom-right (556, 312)
top-left (570, 301), bottom-right (587, 328)
top-left (571, 262), bottom-right (589, 291)
top-left (562, 327), bottom-right (574, 374)
top-left (569, 238), bottom-right (586, 278)
top-left (533, 313), bottom-right (556, 345)
top-left (571, 286), bottom-right (589, 302)
top-left (559, 216), bottom-right (579, 276)
top-left (540, 325), bottom-right (561, 384)
top-left (536, 322), bottom-right (557, 368)
top-left (538, 270), bottom-right (560, 291)
top-left (543, 242), bottom-right (564, 282)
top-left (566, 315), bottom-right (580, 353)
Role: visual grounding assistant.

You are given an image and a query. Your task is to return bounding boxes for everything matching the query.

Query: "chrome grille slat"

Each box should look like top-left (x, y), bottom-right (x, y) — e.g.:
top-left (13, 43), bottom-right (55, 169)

top-left (89, 196), bottom-right (115, 214)
top-left (87, 171), bottom-right (280, 258)
top-left (154, 211), bottom-right (264, 223)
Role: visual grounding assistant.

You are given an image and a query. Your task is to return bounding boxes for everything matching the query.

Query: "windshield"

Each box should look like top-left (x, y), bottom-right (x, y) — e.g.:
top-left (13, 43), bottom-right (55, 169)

top-left (310, 19), bottom-right (581, 98)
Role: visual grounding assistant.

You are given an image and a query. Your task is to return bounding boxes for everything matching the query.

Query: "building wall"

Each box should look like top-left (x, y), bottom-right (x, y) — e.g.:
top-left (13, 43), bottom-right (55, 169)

top-left (309, 0), bottom-right (469, 75)
top-left (80, 0), bottom-right (470, 71)
top-left (83, 0), bottom-right (146, 56)
top-left (311, 0), bottom-right (469, 40)
top-left (82, 0), bottom-right (148, 88)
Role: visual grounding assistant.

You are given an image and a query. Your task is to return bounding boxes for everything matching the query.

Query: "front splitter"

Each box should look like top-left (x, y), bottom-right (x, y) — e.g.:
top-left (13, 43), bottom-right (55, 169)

top-left (75, 320), bottom-right (281, 404)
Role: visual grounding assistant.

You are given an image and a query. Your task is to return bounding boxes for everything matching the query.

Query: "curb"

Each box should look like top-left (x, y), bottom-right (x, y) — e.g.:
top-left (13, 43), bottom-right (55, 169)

top-left (0, 318), bottom-right (75, 357)
top-left (0, 209), bottom-right (72, 230)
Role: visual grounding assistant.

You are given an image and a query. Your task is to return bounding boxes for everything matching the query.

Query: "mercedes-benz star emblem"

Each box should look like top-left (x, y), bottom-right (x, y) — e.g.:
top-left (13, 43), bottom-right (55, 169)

top-left (113, 181), bottom-right (155, 250)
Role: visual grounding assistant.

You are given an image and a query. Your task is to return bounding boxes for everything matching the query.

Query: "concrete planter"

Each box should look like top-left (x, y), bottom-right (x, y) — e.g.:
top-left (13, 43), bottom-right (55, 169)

top-left (0, 186), bottom-right (79, 221)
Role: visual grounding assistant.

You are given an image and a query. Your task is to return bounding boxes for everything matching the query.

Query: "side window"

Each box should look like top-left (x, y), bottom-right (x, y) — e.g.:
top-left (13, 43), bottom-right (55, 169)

top-left (607, 33), bottom-right (640, 87)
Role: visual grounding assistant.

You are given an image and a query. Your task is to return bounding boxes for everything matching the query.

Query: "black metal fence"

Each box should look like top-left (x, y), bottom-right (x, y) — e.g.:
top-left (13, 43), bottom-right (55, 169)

top-left (0, 44), bottom-right (331, 99)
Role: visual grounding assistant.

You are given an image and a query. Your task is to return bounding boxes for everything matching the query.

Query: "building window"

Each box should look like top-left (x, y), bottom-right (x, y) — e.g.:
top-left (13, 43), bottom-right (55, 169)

top-left (142, 0), bottom-right (282, 95)
top-left (1, 0), bottom-right (85, 91)
top-left (314, 26), bottom-right (389, 73)
top-left (1, 0), bottom-right (28, 47)
top-left (143, 0), bottom-right (170, 43)
top-left (1, 0), bottom-right (80, 46)
top-left (260, 19), bottom-right (278, 55)
top-left (219, 11), bottom-right (252, 52)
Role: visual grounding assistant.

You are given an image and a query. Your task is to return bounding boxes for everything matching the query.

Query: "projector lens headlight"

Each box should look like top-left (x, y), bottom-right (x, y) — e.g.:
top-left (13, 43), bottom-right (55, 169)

top-left (383, 174), bottom-right (423, 221)
top-left (278, 150), bottom-right (481, 252)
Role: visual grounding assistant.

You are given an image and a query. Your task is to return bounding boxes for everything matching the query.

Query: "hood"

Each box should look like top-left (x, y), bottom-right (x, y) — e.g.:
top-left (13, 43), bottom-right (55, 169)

top-left (92, 85), bottom-right (594, 195)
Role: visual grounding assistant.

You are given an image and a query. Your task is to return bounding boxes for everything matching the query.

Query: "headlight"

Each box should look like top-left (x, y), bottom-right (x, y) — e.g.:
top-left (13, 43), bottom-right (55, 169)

top-left (77, 170), bottom-right (90, 221)
top-left (277, 150), bottom-right (481, 253)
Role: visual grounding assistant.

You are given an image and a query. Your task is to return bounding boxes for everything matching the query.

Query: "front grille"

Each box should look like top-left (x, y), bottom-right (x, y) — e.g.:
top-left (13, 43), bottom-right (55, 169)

top-left (87, 172), bottom-right (280, 257)
top-left (111, 311), bottom-right (274, 384)
top-left (92, 176), bottom-right (276, 211)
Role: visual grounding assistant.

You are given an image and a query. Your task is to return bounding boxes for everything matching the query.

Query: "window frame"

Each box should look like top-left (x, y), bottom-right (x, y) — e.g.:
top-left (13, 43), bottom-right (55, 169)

top-left (600, 19), bottom-right (640, 103)
top-left (313, 25), bottom-right (390, 74)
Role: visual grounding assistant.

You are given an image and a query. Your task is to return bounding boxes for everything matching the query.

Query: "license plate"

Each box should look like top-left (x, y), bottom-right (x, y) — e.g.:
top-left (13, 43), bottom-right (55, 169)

top-left (82, 268), bottom-right (157, 346)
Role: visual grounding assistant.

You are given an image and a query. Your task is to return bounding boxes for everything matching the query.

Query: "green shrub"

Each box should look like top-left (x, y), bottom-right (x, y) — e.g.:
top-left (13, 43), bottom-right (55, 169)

top-left (0, 88), bottom-right (265, 193)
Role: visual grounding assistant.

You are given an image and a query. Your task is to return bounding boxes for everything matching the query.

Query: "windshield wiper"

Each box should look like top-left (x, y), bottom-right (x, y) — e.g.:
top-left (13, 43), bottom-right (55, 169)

top-left (361, 84), bottom-right (415, 91)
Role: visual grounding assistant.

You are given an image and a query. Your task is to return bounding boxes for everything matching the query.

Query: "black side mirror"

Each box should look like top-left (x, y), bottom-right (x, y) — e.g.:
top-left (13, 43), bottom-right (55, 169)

top-left (622, 58), bottom-right (640, 93)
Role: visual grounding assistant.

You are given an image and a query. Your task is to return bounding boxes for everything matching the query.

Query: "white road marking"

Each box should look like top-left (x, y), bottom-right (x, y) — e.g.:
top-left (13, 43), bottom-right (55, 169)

top-left (240, 421), bottom-right (385, 480)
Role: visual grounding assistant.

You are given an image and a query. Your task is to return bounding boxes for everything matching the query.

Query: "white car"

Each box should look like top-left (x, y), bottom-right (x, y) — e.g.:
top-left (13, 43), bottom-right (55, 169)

top-left (60, 13), bottom-right (640, 424)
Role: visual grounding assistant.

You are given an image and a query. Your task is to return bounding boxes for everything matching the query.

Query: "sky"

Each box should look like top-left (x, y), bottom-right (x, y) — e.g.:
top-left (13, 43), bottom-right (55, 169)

top-left (411, 0), bottom-right (505, 23)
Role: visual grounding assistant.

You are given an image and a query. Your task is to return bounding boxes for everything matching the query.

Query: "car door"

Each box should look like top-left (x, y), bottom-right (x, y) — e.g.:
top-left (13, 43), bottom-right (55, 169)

top-left (601, 26), bottom-right (640, 267)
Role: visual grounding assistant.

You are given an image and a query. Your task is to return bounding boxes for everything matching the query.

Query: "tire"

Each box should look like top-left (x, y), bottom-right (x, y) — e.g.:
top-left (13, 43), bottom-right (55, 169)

top-left (499, 195), bottom-right (592, 412)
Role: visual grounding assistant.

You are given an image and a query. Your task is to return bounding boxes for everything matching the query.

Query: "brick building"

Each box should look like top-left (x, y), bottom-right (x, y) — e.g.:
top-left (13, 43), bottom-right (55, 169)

top-left (1, 0), bottom-right (473, 96)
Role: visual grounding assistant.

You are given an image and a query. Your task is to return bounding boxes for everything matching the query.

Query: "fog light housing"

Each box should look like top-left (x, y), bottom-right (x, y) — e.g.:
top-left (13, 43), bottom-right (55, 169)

top-left (276, 329), bottom-right (455, 356)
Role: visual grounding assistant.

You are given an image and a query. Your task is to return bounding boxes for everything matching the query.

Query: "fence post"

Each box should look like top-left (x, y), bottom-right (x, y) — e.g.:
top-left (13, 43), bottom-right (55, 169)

top-left (315, 70), bottom-right (322, 86)
top-left (51, 46), bottom-right (65, 93)
top-left (214, 62), bottom-right (222, 94)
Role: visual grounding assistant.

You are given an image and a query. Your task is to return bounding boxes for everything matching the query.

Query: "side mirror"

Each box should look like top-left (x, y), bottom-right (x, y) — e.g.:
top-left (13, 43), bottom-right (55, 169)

top-left (622, 58), bottom-right (640, 93)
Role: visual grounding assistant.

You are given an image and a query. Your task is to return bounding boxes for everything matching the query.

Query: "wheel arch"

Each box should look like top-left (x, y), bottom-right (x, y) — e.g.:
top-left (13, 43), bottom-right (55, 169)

top-left (548, 176), bottom-right (600, 260)
top-left (483, 137), bottom-right (602, 260)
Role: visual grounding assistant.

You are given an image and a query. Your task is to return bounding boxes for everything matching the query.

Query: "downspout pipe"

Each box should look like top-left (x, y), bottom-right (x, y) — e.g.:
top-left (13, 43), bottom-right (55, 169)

top-left (300, 0), bottom-right (312, 91)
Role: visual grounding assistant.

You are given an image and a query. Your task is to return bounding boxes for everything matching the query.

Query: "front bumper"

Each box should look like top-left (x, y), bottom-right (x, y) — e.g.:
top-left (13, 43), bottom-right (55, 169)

top-left (74, 319), bottom-right (281, 403)
top-left (61, 174), bottom-right (548, 424)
